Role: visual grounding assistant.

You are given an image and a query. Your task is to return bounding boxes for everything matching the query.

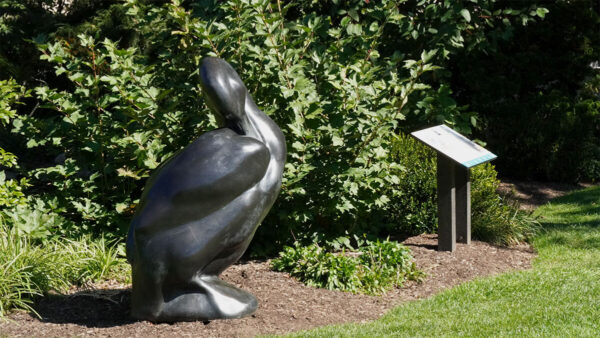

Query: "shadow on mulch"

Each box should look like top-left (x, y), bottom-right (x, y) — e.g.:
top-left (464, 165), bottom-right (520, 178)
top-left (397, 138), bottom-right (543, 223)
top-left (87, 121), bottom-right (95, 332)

top-left (34, 289), bottom-right (135, 327)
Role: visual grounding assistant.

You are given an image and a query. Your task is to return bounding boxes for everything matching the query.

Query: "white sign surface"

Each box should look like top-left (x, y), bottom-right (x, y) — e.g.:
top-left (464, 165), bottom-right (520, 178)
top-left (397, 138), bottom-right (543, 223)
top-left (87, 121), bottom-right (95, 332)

top-left (411, 125), bottom-right (496, 168)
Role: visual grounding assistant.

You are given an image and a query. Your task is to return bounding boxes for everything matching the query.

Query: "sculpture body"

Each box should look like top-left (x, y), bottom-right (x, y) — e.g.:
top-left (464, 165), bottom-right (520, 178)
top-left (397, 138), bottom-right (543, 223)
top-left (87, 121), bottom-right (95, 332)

top-left (126, 57), bottom-right (286, 322)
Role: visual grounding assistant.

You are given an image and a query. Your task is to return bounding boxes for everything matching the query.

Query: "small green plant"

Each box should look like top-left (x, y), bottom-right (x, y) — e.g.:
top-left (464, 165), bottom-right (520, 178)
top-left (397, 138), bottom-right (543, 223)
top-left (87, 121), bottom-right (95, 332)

top-left (0, 222), bottom-right (130, 317)
top-left (272, 237), bottom-right (422, 295)
top-left (65, 235), bottom-right (130, 284)
top-left (0, 198), bottom-right (67, 241)
top-left (0, 225), bottom-right (68, 316)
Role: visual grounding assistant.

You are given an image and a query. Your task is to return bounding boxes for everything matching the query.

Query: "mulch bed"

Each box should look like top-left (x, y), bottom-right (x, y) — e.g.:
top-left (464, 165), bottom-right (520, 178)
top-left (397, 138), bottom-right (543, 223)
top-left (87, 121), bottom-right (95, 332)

top-left (1, 180), bottom-right (585, 337)
top-left (1, 235), bottom-right (534, 338)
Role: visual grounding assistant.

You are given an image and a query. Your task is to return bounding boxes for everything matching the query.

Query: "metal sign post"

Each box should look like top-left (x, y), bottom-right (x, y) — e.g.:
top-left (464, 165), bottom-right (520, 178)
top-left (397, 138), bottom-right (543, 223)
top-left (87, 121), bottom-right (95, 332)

top-left (411, 125), bottom-right (496, 252)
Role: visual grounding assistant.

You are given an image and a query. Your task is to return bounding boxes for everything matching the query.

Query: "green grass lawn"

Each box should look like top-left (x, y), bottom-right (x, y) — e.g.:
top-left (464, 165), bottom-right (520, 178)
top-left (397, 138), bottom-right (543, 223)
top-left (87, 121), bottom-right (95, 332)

top-left (288, 186), bottom-right (600, 337)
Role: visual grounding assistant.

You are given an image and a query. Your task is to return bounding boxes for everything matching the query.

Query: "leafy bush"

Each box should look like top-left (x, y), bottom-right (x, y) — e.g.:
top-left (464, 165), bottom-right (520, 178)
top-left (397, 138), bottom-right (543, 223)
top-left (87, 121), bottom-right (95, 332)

top-left (0, 0), bottom-right (120, 82)
top-left (272, 237), bottom-right (422, 295)
top-left (0, 222), bottom-right (129, 317)
top-left (0, 79), bottom-right (29, 208)
top-left (1, 199), bottom-right (66, 240)
top-left (17, 34), bottom-right (194, 236)
top-left (15, 0), bottom-right (442, 241)
top-left (385, 132), bottom-right (437, 235)
top-left (4, 0), bottom-right (545, 250)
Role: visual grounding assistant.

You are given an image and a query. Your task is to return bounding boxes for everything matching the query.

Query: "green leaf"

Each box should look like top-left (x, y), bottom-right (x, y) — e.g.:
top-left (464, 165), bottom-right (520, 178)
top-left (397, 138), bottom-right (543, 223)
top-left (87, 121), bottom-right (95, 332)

top-left (420, 49), bottom-right (437, 63)
top-left (332, 135), bottom-right (344, 146)
top-left (536, 7), bottom-right (549, 18)
top-left (26, 139), bottom-right (38, 148)
top-left (116, 203), bottom-right (128, 213)
top-left (369, 22), bottom-right (379, 32)
top-left (460, 9), bottom-right (471, 22)
top-left (346, 23), bottom-right (362, 36)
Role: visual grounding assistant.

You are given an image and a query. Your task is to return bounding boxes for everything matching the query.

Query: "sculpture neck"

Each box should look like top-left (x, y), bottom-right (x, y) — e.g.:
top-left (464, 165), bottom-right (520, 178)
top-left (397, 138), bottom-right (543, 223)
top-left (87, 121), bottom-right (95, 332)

top-left (243, 96), bottom-right (286, 164)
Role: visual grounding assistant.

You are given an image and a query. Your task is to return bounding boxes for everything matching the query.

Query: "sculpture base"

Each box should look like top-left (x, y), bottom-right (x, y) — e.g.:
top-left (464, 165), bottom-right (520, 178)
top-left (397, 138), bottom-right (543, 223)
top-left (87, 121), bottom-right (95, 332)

top-left (131, 275), bottom-right (258, 322)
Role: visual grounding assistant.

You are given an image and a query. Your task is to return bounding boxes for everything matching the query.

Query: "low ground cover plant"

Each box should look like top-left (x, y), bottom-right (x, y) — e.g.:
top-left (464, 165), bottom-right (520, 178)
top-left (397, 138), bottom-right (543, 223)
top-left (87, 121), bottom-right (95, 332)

top-left (272, 237), bottom-right (423, 295)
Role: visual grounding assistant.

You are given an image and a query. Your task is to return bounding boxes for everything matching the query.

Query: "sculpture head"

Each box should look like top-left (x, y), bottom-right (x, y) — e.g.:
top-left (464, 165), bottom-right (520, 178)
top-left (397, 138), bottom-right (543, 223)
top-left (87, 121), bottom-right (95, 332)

top-left (200, 57), bottom-right (250, 134)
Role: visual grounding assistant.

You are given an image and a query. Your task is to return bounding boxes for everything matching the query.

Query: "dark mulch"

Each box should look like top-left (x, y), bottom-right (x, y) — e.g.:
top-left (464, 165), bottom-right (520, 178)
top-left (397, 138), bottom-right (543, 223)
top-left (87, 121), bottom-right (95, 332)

top-left (1, 234), bottom-right (535, 338)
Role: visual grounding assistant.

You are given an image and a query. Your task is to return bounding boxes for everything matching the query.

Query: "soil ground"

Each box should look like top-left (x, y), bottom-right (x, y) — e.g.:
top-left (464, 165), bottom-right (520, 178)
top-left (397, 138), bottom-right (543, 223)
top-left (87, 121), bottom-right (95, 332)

top-left (0, 181), bottom-right (586, 337)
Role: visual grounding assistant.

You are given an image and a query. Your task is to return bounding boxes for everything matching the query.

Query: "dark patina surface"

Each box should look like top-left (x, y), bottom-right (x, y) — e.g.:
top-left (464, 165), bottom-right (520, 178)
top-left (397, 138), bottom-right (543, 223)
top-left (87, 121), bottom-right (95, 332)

top-left (126, 57), bottom-right (286, 322)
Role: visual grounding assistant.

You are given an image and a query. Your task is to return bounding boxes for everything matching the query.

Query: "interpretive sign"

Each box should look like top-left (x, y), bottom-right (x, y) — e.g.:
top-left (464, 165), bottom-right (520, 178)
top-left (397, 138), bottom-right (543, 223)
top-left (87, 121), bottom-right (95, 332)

top-left (411, 125), bottom-right (497, 252)
top-left (411, 124), bottom-right (496, 168)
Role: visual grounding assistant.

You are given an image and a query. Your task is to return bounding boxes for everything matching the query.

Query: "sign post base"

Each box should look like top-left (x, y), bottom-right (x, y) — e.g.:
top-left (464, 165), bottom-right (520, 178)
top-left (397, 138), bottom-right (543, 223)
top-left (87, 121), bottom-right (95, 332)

top-left (437, 154), bottom-right (456, 252)
top-left (455, 165), bottom-right (471, 245)
top-left (436, 154), bottom-right (472, 251)
top-left (413, 125), bottom-right (493, 252)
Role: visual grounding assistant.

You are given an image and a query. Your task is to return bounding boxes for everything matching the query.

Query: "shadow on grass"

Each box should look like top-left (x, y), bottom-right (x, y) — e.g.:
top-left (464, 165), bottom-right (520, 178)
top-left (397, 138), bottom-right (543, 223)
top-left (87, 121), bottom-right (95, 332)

top-left (538, 224), bottom-right (600, 250)
top-left (550, 209), bottom-right (600, 220)
top-left (534, 186), bottom-right (600, 251)
top-left (33, 288), bottom-right (137, 327)
top-left (544, 186), bottom-right (600, 207)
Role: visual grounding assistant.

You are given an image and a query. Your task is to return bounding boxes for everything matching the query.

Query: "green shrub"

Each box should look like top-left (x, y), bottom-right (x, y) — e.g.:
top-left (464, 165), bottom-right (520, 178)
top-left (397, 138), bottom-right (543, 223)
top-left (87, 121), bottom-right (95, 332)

top-left (385, 132), bottom-right (437, 235)
top-left (0, 0), bottom-right (120, 82)
top-left (3, 0), bottom-right (544, 251)
top-left (0, 198), bottom-right (69, 241)
top-left (17, 0), bottom-right (446, 241)
top-left (272, 237), bottom-right (422, 295)
top-left (0, 79), bottom-right (29, 208)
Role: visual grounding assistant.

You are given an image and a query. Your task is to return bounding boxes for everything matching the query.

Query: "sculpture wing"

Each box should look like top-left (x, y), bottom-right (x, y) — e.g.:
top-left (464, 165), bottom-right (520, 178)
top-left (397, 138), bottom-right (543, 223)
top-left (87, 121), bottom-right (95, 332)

top-left (131, 128), bottom-right (270, 234)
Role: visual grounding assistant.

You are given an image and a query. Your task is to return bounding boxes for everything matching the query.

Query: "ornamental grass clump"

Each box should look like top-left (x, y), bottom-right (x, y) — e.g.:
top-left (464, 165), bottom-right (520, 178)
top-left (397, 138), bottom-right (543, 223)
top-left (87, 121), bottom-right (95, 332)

top-left (272, 238), bottom-right (422, 295)
top-left (0, 221), bottom-right (129, 317)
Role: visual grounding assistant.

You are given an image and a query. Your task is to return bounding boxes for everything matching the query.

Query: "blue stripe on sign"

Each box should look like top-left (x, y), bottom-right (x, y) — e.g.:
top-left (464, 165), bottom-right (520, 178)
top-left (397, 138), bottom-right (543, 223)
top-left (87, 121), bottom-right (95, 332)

top-left (461, 153), bottom-right (497, 168)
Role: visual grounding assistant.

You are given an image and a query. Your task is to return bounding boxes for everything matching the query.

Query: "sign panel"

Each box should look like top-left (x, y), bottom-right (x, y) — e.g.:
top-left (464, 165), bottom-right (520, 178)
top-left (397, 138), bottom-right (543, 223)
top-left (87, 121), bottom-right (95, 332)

top-left (411, 125), bottom-right (496, 168)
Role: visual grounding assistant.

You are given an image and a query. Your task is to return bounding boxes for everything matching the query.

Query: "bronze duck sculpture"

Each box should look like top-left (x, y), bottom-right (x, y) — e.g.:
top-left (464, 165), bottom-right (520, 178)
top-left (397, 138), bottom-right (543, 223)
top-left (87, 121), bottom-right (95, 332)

top-left (126, 57), bottom-right (286, 322)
